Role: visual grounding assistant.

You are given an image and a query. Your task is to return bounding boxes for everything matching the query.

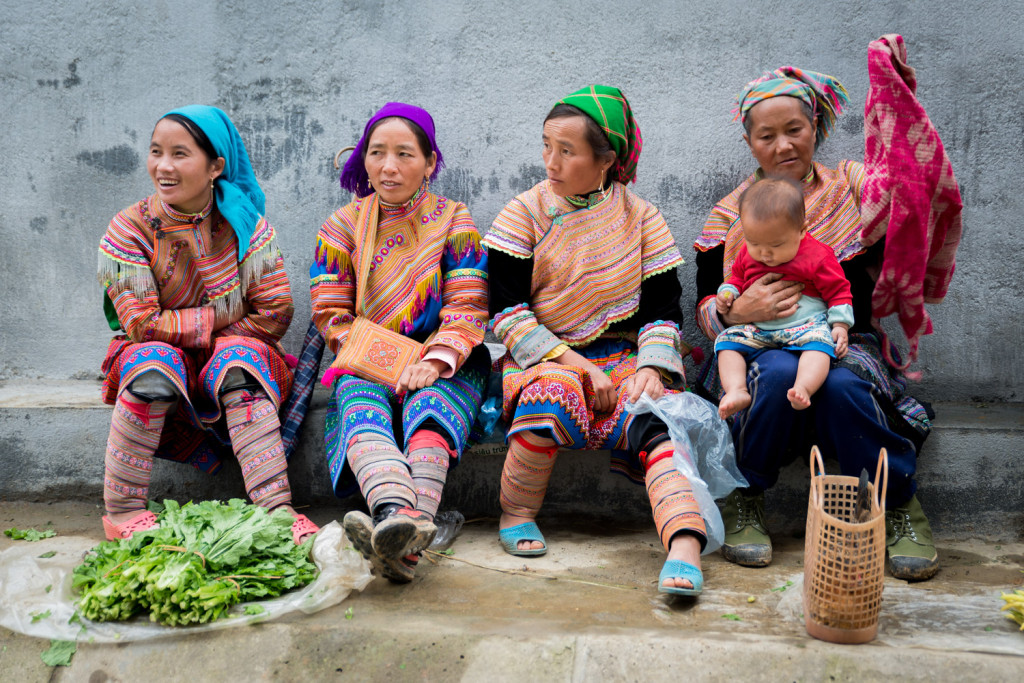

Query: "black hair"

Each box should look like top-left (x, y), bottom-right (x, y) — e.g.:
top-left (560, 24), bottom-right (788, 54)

top-left (544, 103), bottom-right (619, 182)
top-left (738, 175), bottom-right (806, 228)
top-left (743, 98), bottom-right (821, 149)
top-left (362, 116), bottom-right (433, 160)
top-left (159, 113), bottom-right (219, 160)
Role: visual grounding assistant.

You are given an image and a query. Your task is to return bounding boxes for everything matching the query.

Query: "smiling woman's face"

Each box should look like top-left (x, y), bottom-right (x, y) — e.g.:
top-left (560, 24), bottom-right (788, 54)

top-left (743, 96), bottom-right (817, 182)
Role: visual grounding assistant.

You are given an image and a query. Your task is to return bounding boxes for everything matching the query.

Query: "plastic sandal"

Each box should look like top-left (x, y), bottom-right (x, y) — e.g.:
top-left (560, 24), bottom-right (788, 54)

top-left (381, 553), bottom-right (419, 584)
top-left (498, 521), bottom-right (547, 557)
top-left (291, 514), bottom-right (320, 545)
top-left (658, 559), bottom-right (704, 596)
top-left (102, 510), bottom-right (159, 541)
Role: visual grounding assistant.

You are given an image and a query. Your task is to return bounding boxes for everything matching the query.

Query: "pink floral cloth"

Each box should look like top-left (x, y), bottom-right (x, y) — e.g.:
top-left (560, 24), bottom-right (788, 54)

top-left (860, 34), bottom-right (963, 371)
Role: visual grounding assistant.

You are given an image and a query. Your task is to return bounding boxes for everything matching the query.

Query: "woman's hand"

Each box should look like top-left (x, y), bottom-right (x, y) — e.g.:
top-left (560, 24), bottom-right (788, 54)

top-left (624, 366), bottom-right (666, 403)
top-left (551, 348), bottom-right (617, 413)
top-left (397, 358), bottom-right (446, 395)
top-left (721, 273), bottom-right (804, 326)
top-left (832, 324), bottom-right (849, 359)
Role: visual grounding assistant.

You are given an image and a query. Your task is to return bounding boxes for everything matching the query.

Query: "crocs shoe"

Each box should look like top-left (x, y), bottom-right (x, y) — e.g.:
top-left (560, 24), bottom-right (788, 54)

top-left (498, 521), bottom-right (547, 557)
top-left (658, 559), bottom-right (703, 596)
top-left (291, 514), bottom-right (319, 545)
top-left (102, 510), bottom-right (159, 541)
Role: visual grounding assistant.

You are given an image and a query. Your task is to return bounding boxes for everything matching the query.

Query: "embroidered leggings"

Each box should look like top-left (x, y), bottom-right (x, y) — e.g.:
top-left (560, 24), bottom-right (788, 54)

top-left (103, 384), bottom-right (293, 513)
top-left (499, 432), bottom-right (706, 550)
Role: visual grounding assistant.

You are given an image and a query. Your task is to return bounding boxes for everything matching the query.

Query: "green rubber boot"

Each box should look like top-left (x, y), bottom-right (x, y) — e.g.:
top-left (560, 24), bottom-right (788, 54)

top-left (720, 489), bottom-right (772, 567)
top-left (885, 495), bottom-right (939, 581)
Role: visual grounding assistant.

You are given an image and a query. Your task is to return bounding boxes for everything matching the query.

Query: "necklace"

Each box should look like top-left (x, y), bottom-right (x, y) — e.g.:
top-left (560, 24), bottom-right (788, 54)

top-left (144, 196), bottom-right (215, 238)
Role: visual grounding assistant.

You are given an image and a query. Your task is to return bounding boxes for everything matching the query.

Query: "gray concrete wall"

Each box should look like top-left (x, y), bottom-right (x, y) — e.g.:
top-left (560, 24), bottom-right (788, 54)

top-left (1, 0), bottom-right (1021, 401)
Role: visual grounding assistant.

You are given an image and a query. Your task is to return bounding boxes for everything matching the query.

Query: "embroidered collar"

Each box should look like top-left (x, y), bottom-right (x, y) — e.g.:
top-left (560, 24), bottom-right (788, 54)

top-left (379, 180), bottom-right (429, 216)
top-left (159, 196), bottom-right (214, 225)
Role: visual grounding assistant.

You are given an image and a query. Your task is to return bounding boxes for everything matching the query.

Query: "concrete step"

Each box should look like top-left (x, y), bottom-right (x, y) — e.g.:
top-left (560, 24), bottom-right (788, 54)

top-left (1, 501), bottom-right (1022, 680)
top-left (0, 381), bottom-right (1021, 539)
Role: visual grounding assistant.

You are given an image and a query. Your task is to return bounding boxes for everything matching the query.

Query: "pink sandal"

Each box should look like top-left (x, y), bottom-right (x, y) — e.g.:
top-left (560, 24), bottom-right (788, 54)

top-left (291, 514), bottom-right (319, 545)
top-left (102, 510), bottom-right (159, 541)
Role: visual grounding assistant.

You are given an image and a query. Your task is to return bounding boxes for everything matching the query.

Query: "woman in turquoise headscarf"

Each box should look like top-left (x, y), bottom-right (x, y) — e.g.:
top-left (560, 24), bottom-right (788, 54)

top-left (97, 105), bottom-right (317, 544)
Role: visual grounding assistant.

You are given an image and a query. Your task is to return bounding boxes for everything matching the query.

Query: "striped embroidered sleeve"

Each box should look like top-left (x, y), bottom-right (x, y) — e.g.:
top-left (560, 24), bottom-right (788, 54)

top-left (840, 160), bottom-right (867, 207)
top-left (634, 269), bottom-right (688, 380)
top-left (425, 204), bottom-right (488, 374)
top-left (310, 209), bottom-right (357, 357)
top-left (485, 197), bottom-right (563, 367)
top-left (217, 219), bottom-right (294, 344)
top-left (98, 210), bottom-right (214, 348)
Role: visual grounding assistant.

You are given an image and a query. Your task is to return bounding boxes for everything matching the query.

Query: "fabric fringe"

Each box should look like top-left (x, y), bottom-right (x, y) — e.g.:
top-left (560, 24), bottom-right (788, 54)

top-left (397, 272), bottom-right (443, 335)
top-left (97, 252), bottom-right (156, 299)
top-left (239, 233), bottom-right (280, 292)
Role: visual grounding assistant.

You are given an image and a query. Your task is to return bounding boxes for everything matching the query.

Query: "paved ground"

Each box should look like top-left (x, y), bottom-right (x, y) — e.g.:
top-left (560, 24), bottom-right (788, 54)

top-left (1, 501), bottom-right (1022, 681)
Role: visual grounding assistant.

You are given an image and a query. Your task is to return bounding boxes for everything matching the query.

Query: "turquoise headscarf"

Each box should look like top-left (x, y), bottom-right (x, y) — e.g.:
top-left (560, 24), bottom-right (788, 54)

top-left (163, 105), bottom-right (266, 260)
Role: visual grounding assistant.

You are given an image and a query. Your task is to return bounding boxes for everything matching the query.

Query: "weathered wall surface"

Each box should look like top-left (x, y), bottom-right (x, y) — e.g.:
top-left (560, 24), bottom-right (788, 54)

top-left (1, 0), bottom-right (1020, 401)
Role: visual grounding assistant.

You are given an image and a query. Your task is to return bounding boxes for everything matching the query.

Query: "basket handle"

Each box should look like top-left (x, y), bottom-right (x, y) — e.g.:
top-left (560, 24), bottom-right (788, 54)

top-left (809, 445), bottom-right (826, 508)
top-left (874, 448), bottom-right (889, 511)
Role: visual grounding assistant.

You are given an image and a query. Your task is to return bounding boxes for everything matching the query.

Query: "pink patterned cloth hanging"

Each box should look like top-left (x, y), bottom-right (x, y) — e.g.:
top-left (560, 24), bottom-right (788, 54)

top-left (860, 34), bottom-right (963, 372)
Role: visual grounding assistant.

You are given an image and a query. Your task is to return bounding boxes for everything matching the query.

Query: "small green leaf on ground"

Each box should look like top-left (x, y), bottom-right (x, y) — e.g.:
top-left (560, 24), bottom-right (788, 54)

top-left (4, 527), bottom-right (57, 542)
top-left (995, 545), bottom-right (1002, 551)
top-left (45, 585), bottom-right (52, 593)
top-left (770, 580), bottom-right (794, 593)
top-left (244, 604), bottom-right (265, 616)
top-left (985, 626), bottom-right (993, 631)
top-left (345, 607), bottom-right (354, 620)
top-left (721, 613), bottom-right (742, 621)
top-left (399, 664), bottom-right (406, 670)
top-left (31, 610), bottom-right (52, 623)
top-left (38, 551), bottom-right (57, 559)
top-left (438, 548), bottom-right (455, 556)
top-left (747, 595), bottom-right (756, 603)
top-left (68, 612), bottom-right (82, 626)
top-left (40, 640), bottom-right (76, 667)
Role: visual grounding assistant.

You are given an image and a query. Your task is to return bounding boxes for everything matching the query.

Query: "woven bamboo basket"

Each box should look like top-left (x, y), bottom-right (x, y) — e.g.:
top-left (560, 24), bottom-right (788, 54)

top-left (803, 446), bottom-right (888, 644)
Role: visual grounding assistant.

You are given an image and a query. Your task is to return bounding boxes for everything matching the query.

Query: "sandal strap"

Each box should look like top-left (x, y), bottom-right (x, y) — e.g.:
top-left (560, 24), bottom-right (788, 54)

top-left (291, 514), bottom-right (320, 544)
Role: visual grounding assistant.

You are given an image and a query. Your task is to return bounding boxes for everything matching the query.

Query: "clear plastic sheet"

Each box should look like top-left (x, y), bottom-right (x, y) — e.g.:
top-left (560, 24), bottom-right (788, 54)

top-left (0, 521), bottom-right (372, 643)
top-left (627, 392), bottom-right (748, 554)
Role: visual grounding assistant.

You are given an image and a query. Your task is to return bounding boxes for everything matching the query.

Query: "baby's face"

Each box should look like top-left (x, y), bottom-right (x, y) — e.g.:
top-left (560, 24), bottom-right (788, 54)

top-left (742, 214), bottom-right (805, 267)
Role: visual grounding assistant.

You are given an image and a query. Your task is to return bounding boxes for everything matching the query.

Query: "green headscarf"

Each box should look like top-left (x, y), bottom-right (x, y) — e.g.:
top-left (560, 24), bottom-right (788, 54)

top-left (556, 85), bottom-right (643, 184)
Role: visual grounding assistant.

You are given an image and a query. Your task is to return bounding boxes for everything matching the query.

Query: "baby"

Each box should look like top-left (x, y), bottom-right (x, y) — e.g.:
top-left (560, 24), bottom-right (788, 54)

top-left (715, 175), bottom-right (853, 419)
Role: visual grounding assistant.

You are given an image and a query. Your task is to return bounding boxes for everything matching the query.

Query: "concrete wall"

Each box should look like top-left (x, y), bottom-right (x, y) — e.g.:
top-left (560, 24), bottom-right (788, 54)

top-left (1, 0), bottom-right (1020, 401)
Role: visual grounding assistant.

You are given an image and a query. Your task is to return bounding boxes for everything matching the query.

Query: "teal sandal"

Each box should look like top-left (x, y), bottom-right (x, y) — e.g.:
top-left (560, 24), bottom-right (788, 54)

top-left (498, 521), bottom-right (547, 557)
top-left (658, 559), bottom-right (703, 596)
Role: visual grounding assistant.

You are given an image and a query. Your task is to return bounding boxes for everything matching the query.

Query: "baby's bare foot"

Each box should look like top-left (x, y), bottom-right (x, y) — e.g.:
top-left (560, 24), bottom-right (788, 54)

top-left (787, 386), bottom-right (812, 410)
top-left (718, 389), bottom-right (752, 419)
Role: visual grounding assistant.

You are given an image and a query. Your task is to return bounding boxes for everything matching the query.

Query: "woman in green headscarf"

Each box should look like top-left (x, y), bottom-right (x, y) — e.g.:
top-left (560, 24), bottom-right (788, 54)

top-left (483, 85), bottom-right (717, 596)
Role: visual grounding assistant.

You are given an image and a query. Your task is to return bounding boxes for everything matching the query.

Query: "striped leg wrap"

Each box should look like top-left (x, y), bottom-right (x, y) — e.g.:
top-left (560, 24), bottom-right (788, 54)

top-left (347, 435), bottom-right (416, 512)
top-left (406, 430), bottom-right (454, 521)
top-left (223, 388), bottom-right (291, 510)
top-left (103, 394), bottom-right (171, 514)
top-left (499, 431), bottom-right (560, 519)
top-left (644, 446), bottom-right (706, 550)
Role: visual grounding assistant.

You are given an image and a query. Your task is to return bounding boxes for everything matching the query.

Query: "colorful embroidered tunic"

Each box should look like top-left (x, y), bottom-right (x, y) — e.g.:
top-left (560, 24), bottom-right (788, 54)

top-left (485, 180), bottom-right (690, 481)
top-left (310, 188), bottom-right (489, 497)
top-left (98, 195), bottom-right (294, 472)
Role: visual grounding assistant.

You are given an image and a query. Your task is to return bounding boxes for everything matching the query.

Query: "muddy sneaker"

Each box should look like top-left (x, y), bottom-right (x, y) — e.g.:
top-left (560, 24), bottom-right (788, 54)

top-left (343, 510), bottom-right (387, 577)
top-left (885, 495), bottom-right (939, 581)
top-left (720, 489), bottom-right (772, 567)
top-left (371, 508), bottom-right (437, 560)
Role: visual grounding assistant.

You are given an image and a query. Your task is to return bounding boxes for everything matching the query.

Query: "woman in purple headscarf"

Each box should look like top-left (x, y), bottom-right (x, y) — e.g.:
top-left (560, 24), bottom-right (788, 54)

top-left (310, 103), bottom-right (489, 582)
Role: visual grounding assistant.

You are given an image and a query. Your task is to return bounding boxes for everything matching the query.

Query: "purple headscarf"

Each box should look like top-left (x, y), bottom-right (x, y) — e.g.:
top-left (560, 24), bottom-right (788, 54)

top-left (339, 102), bottom-right (445, 197)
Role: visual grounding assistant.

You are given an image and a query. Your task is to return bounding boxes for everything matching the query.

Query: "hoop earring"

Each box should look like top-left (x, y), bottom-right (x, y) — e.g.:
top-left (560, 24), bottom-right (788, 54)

top-left (599, 170), bottom-right (607, 200)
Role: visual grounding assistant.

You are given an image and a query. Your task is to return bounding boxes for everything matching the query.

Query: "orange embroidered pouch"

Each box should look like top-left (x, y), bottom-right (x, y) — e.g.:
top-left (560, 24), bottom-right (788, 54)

top-left (330, 316), bottom-right (423, 389)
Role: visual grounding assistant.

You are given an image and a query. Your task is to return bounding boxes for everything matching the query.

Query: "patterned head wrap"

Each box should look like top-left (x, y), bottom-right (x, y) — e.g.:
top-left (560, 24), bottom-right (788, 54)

top-left (163, 105), bottom-right (266, 260)
top-left (733, 67), bottom-right (849, 148)
top-left (556, 84), bottom-right (643, 184)
top-left (340, 102), bottom-right (445, 198)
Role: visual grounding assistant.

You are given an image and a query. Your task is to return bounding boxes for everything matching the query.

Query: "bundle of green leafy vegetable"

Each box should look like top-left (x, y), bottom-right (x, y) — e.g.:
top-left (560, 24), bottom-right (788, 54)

top-left (72, 499), bottom-right (317, 626)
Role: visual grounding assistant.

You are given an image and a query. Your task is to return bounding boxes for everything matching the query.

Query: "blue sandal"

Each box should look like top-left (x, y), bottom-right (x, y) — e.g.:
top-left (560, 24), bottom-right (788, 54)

top-left (658, 559), bottom-right (704, 596)
top-left (498, 521), bottom-right (547, 556)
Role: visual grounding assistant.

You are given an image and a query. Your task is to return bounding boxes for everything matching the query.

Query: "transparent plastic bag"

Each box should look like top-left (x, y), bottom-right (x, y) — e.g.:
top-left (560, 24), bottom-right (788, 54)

top-left (0, 521), bottom-right (372, 643)
top-left (627, 392), bottom-right (748, 554)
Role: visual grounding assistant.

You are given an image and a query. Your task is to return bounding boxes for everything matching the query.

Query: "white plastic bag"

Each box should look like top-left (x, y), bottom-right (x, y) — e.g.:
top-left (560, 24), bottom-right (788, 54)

top-left (0, 521), bottom-right (372, 643)
top-left (627, 392), bottom-right (748, 554)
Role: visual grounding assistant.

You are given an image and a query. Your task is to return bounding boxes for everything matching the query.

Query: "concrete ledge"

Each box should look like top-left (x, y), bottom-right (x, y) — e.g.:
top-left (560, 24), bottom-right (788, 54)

top-left (1, 381), bottom-right (1021, 539)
